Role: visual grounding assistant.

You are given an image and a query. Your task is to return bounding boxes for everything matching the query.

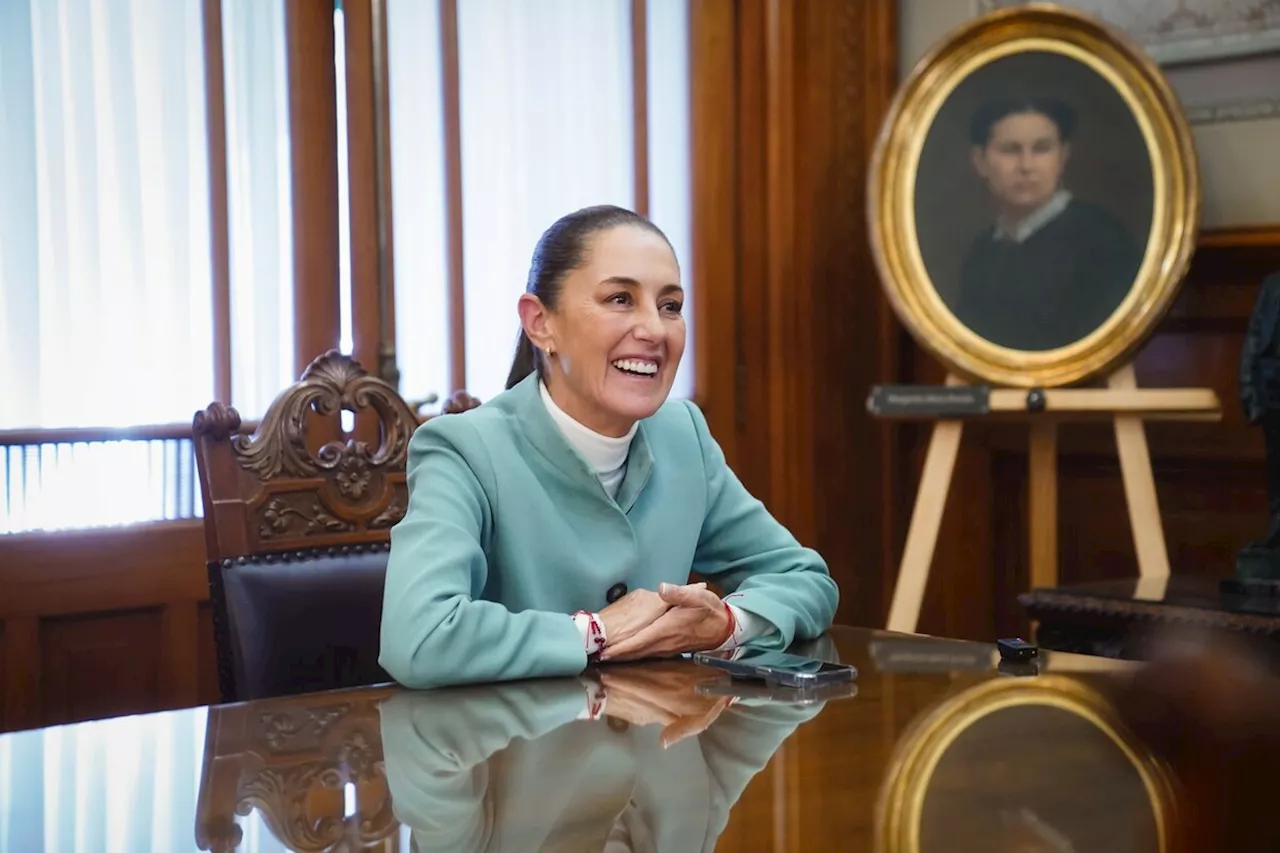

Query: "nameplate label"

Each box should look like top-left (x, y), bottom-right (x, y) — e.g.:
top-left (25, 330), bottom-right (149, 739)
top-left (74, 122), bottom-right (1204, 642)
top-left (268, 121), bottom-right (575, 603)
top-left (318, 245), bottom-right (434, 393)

top-left (866, 384), bottom-right (990, 416)
top-left (869, 639), bottom-right (994, 672)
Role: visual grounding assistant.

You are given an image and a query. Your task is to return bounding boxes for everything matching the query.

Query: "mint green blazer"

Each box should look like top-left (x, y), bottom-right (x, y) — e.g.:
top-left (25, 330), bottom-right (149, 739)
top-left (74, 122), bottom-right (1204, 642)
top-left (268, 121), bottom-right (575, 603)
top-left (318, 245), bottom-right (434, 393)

top-left (380, 679), bottom-right (825, 851)
top-left (379, 372), bottom-right (838, 688)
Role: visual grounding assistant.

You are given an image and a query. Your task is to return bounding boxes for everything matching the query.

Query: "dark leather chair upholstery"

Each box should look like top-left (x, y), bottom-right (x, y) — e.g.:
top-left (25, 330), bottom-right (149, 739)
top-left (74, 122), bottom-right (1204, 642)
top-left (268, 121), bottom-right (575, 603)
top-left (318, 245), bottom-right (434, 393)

top-left (193, 350), bottom-right (480, 702)
top-left (211, 545), bottom-right (393, 701)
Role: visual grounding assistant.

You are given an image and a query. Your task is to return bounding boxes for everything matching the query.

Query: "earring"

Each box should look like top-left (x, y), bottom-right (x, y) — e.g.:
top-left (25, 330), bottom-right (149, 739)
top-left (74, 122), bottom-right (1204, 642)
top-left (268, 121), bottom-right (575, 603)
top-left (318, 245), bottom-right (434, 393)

top-left (546, 347), bottom-right (555, 358)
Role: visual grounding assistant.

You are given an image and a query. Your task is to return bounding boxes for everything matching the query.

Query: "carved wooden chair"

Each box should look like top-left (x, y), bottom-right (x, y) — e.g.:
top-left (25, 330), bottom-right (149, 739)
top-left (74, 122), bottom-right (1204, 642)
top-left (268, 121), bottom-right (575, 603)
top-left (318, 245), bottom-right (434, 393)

top-left (193, 350), bottom-right (480, 703)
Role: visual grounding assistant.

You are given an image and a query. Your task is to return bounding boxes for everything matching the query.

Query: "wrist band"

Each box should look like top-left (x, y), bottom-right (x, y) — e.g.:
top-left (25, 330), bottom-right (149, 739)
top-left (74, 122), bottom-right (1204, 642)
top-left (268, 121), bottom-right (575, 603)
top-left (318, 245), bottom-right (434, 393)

top-left (717, 601), bottom-right (737, 648)
top-left (573, 610), bottom-right (607, 658)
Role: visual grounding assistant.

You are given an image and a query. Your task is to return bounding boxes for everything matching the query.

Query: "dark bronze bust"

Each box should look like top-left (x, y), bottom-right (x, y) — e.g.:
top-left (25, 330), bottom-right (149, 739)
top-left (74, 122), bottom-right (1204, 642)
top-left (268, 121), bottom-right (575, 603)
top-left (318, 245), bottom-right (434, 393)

top-left (1238, 271), bottom-right (1280, 579)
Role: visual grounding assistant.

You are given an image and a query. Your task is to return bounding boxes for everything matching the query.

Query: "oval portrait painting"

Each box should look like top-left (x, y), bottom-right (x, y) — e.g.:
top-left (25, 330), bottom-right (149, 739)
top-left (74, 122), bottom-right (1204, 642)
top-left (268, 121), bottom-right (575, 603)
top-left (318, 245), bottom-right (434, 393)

top-left (916, 51), bottom-right (1154, 353)
top-left (869, 5), bottom-right (1199, 387)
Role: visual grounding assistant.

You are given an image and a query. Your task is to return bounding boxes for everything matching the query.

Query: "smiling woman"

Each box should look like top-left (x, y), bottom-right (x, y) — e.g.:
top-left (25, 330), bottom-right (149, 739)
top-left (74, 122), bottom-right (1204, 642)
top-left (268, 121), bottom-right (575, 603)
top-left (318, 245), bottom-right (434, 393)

top-left (508, 205), bottom-right (685, 437)
top-left (378, 204), bottom-right (839, 689)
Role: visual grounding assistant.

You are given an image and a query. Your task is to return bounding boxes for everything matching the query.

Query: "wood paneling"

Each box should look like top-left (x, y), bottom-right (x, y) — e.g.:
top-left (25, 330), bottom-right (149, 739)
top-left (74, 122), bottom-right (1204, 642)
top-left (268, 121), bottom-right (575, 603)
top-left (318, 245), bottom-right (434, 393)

top-left (0, 521), bottom-right (214, 733)
top-left (895, 232), bottom-right (1280, 642)
top-left (439, 0), bottom-right (467, 393)
top-left (285, 0), bottom-right (342, 372)
top-left (341, 0), bottom-right (393, 380)
top-left (202, 0), bottom-right (232, 402)
top-left (40, 609), bottom-right (164, 727)
top-left (631, 0), bottom-right (650, 217)
top-left (690, 0), bottom-right (900, 629)
top-left (687, 1), bottom-right (1278, 642)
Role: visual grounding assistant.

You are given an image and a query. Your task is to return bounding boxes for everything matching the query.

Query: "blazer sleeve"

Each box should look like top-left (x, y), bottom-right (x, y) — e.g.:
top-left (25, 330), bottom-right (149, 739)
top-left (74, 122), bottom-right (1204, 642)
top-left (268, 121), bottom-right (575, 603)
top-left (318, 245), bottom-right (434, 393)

top-left (684, 401), bottom-right (839, 648)
top-left (379, 418), bottom-right (587, 689)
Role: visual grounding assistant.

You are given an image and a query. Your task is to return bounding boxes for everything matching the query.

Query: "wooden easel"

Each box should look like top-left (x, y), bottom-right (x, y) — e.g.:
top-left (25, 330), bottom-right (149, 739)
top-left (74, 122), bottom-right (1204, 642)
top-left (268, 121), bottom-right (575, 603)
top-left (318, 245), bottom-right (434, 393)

top-left (883, 363), bottom-right (1222, 635)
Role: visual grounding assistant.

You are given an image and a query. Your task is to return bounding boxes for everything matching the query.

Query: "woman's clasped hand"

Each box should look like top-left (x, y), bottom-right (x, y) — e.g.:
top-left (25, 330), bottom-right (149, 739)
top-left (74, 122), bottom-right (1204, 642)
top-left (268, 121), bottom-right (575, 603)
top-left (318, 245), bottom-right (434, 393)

top-left (598, 582), bottom-right (733, 662)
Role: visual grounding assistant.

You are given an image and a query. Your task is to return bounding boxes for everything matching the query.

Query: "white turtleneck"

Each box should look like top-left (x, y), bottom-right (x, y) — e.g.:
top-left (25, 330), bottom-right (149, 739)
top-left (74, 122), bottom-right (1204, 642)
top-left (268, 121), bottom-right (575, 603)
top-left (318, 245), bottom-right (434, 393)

top-left (539, 380), bottom-right (635, 498)
top-left (538, 381), bottom-right (772, 663)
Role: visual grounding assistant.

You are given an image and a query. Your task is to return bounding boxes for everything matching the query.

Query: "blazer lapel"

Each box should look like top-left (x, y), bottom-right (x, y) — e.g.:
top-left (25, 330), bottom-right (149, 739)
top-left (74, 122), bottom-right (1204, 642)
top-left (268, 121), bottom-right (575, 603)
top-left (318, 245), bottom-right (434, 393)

top-left (614, 425), bottom-right (652, 515)
top-left (510, 372), bottom-right (653, 512)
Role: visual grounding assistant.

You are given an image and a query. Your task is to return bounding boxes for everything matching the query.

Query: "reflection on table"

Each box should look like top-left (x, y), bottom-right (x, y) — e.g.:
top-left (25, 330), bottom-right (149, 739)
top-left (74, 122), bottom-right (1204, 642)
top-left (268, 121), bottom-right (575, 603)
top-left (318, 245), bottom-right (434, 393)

top-left (0, 626), bottom-right (1192, 852)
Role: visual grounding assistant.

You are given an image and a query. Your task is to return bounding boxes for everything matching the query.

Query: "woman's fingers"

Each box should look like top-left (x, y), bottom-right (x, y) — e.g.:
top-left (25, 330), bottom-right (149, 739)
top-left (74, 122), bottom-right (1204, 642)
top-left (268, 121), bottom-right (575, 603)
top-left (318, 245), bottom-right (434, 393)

top-left (657, 582), bottom-right (714, 608)
top-left (599, 611), bottom-right (680, 660)
top-left (659, 697), bottom-right (732, 749)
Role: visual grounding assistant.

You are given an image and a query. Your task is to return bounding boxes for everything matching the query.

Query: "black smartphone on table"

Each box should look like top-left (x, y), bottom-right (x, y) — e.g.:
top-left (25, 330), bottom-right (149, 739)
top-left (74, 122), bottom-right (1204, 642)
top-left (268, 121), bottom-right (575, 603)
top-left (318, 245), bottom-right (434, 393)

top-left (692, 646), bottom-right (857, 689)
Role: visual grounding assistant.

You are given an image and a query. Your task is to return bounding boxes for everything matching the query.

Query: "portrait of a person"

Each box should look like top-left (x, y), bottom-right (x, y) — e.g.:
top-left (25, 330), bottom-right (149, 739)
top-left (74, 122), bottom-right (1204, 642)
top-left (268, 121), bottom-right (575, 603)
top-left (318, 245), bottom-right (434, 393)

top-left (951, 96), bottom-right (1145, 351)
top-left (379, 204), bottom-right (839, 689)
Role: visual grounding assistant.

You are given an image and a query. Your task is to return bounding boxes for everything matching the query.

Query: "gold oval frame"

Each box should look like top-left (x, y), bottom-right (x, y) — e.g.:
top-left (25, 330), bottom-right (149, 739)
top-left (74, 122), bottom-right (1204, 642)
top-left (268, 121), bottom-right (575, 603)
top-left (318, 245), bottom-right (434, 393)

top-left (873, 675), bottom-right (1178, 853)
top-left (868, 3), bottom-right (1201, 387)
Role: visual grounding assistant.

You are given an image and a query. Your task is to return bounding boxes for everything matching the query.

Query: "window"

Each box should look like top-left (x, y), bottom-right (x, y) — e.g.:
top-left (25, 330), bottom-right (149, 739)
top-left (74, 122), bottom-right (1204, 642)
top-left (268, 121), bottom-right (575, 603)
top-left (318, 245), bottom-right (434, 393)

top-left (0, 0), bottom-right (302, 533)
top-left (0, 0), bottom-right (693, 534)
top-left (388, 0), bottom-right (694, 407)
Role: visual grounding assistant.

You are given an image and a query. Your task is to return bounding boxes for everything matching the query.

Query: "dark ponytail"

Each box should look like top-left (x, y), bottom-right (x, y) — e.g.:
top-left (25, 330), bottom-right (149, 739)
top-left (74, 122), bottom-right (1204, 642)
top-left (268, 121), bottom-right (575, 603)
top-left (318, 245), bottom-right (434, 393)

top-left (504, 330), bottom-right (540, 391)
top-left (504, 204), bottom-right (672, 390)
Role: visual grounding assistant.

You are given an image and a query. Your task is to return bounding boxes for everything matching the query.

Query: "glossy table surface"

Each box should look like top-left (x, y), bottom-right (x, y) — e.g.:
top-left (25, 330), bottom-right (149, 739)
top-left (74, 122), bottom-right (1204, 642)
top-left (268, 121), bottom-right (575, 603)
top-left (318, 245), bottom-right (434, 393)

top-left (0, 625), bottom-right (1171, 852)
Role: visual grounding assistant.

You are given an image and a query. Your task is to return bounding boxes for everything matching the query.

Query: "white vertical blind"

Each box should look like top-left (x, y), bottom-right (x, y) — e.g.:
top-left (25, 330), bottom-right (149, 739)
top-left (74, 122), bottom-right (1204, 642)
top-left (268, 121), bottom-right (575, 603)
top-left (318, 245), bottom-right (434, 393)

top-left (0, 0), bottom-right (299, 533)
top-left (0, 0), bottom-right (213, 429)
top-left (457, 0), bottom-right (636, 403)
top-left (386, 0), bottom-right (451, 410)
top-left (647, 0), bottom-right (694, 400)
top-left (221, 0), bottom-right (296, 420)
top-left (387, 0), bottom-right (693, 406)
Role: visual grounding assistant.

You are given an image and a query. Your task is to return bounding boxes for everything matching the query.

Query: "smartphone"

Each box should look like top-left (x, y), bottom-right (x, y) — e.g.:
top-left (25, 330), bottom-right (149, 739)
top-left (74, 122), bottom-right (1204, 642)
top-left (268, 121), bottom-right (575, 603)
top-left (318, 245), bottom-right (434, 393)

top-left (692, 647), bottom-right (857, 688)
top-left (696, 678), bottom-right (858, 705)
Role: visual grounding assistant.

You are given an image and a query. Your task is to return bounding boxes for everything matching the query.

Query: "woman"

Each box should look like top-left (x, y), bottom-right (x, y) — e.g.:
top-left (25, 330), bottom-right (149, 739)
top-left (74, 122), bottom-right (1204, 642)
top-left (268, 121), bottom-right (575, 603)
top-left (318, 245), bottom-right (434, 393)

top-left (953, 96), bottom-right (1143, 351)
top-left (379, 204), bottom-right (838, 689)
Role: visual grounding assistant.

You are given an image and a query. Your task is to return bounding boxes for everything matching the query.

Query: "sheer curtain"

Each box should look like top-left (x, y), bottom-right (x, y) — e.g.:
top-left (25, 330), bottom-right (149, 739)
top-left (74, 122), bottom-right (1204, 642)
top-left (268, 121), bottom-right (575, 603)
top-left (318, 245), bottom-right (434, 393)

top-left (221, 0), bottom-right (295, 420)
top-left (388, 0), bottom-right (693, 406)
top-left (0, 0), bottom-right (213, 428)
top-left (457, 0), bottom-right (636, 404)
top-left (646, 0), bottom-right (693, 399)
top-left (0, 0), bottom-right (297, 533)
top-left (386, 0), bottom-right (451, 410)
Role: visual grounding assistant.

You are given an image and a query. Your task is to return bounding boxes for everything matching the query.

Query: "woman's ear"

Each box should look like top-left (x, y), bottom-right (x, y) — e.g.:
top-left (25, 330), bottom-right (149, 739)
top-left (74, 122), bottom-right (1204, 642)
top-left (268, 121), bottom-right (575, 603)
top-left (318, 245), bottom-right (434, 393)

top-left (517, 293), bottom-right (556, 353)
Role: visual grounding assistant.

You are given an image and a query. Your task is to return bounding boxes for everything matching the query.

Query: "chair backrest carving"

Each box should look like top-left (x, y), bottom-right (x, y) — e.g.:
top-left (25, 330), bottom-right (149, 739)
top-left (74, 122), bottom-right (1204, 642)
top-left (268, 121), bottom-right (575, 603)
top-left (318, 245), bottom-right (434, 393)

top-left (192, 350), bottom-right (480, 702)
top-left (193, 350), bottom-right (450, 561)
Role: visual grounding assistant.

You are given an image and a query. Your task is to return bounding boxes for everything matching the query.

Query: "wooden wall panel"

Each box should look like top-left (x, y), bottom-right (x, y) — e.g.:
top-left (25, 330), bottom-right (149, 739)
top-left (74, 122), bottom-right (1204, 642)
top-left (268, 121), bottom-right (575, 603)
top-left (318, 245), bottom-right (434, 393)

top-left (0, 521), bottom-right (215, 733)
top-left (285, 0), bottom-right (342, 372)
top-left (691, 0), bottom-right (900, 630)
top-left (40, 609), bottom-right (164, 728)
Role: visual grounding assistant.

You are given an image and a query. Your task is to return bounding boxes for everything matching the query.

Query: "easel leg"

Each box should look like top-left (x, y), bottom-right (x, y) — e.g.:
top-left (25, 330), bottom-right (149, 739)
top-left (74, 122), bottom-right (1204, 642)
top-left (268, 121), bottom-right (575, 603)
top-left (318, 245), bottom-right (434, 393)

top-left (1109, 364), bottom-right (1171, 582)
top-left (1028, 422), bottom-right (1058, 590)
top-left (887, 419), bottom-right (963, 634)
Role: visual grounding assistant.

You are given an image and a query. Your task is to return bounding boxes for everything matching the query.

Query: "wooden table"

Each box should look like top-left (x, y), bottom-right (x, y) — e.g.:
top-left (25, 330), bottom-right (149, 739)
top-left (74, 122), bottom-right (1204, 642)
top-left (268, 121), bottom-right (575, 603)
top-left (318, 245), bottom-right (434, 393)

top-left (0, 625), bottom-right (1172, 852)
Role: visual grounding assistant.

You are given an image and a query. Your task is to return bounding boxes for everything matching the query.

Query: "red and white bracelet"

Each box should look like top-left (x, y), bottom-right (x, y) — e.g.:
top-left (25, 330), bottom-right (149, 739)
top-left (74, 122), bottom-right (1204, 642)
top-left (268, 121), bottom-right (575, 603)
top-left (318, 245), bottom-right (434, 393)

top-left (572, 610), bottom-right (607, 658)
